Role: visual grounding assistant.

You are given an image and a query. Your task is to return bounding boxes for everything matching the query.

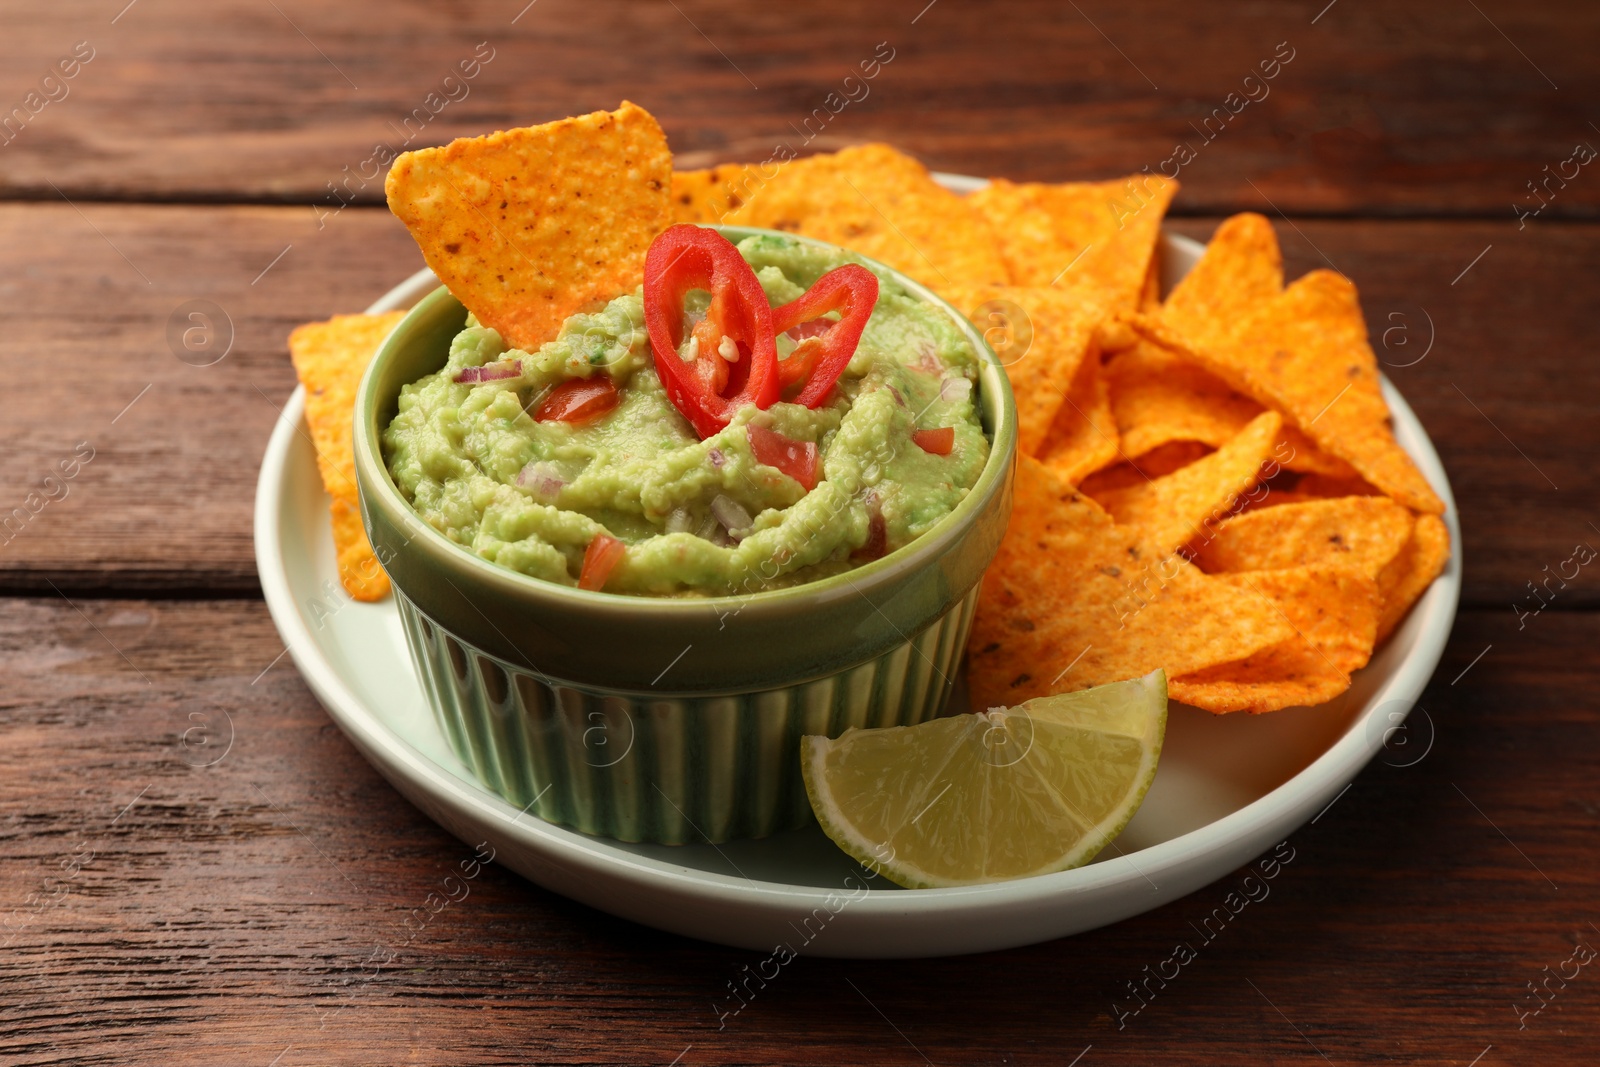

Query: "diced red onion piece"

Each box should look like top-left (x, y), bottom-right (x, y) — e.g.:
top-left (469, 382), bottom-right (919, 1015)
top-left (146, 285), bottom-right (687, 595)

top-left (708, 447), bottom-right (726, 469)
top-left (853, 490), bottom-right (887, 561)
top-left (940, 377), bottom-right (973, 403)
top-left (515, 461), bottom-right (565, 501)
top-left (665, 506), bottom-right (693, 534)
top-left (710, 493), bottom-right (753, 536)
top-left (454, 359), bottom-right (522, 383)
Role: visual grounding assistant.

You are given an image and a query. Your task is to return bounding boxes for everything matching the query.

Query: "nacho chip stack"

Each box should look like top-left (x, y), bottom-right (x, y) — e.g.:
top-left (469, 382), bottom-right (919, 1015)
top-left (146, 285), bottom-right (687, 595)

top-left (675, 144), bottom-right (1448, 713)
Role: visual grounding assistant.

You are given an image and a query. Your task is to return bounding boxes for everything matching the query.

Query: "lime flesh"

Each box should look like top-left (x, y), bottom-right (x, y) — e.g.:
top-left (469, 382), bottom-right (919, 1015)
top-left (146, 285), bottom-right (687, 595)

top-left (802, 670), bottom-right (1168, 888)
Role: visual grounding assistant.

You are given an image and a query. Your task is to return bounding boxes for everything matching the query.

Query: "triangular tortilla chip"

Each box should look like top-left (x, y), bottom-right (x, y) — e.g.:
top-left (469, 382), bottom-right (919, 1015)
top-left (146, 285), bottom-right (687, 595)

top-left (1091, 411), bottom-right (1281, 557)
top-left (1106, 336), bottom-right (1356, 477)
top-left (1036, 351), bottom-right (1120, 483)
top-left (1130, 271), bottom-right (1445, 514)
top-left (330, 496), bottom-right (391, 602)
top-left (1170, 642), bottom-right (1347, 714)
top-left (967, 456), bottom-right (1295, 709)
top-left (670, 163), bottom-right (760, 223)
top-left (1079, 442), bottom-right (1213, 497)
top-left (721, 143), bottom-right (1007, 291)
top-left (1376, 513), bottom-right (1450, 642)
top-left (968, 174), bottom-right (1176, 310)
top-left (1160, 212), bottom-right (1282, 349)
top-left (1295, 471), bottom-right (1383, 498)
top-left (1191, 496), bottom-right (1414, 580)
top-left (1107, 338), bottom-right (1262, 460)
top-left (1139, 252), bottom-right (1162, 312)
top-left (1217, 566), bottom-right (1381, 675)
top-left (1171, 564), bottom-right (1381, 713)
top-left (385, 101), bottom-right (672, 352)
top-left (288, 310), bottom-right (408, 602)
top-left (1276, 426), bottom-right (1361, 479)
top-left (945, 285), bottom-right (1101, 457)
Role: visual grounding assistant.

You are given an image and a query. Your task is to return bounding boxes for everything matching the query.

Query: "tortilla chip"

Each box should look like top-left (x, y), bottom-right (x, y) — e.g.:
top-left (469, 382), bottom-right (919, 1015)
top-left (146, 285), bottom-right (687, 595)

top-left (721, 143), bottom-right (1007, 291)
top-left (330, 496), bottom-right (391, 601)
top-left (670, 163), bottom-right (759, 223)
top-left (1079, 441), bottom-right (1214, 497)
top-left (1107, 338), bottom-right (1261, 460)
top-left (1096, 315), bottom-right (1140, 355)
top-left (288, 310), bottom-right (408, 602)
top-left (1160, 212), bottom-right (1282, 349)
top-left (1036, 351), bottom-right (1120, 483)
top-left (289, 311), bottom-right (408, 501)
top-left (967, 456), bottom-right (1295, 709)
top-left (1139, 252), bottom-right (1162, 312)
top-left (1218, 566), bottom-right (1381, 675)
top-left (1295, 471), bottom-right (1382, 498)
top-left (1130, 271), bottom-right (1445, 514)
top-left (969, 174), bottom-right (1177, 310)
top-left (1171, 564), bottom-right (1381, 713)
top-left (1106, 335), bottom-right (1356, 479)
top-left (1376, 513), bottom-right (1450, 642)
top-left (1191, 496), bottom-right (1414, 579)
top-left (1170, 642), bottom-right (1349, 714)
top-left (1091, 411), bottom-right (1281, 557)
top-left (385, 101), bottom-right (672, 353)
top-left (946, 286), bottom-right (1100, 457)
top-left (1277, 426), bottom-right (1361, 479)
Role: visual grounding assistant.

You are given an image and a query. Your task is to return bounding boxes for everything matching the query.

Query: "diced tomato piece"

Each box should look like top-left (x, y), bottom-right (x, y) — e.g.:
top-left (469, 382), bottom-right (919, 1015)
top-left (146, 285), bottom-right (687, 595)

top-left (912, 427), bottom-right (955, 456)
top-left (747, 424), bottom-right (818, 491)
top-left (535, 377), bottom-right (620, 426)
top-left (578, 533), bottom-right (626, 591)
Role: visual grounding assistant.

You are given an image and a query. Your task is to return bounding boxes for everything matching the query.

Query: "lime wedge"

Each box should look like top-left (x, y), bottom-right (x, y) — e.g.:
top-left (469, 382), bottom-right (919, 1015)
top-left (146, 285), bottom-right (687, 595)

top-left (802, 670), bottom-right (1168, 888)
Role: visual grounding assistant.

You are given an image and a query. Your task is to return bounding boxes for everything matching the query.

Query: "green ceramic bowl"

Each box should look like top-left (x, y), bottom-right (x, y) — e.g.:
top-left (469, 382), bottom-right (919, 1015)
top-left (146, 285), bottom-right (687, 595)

top-left (353, 227), bottom-right (1017, 844)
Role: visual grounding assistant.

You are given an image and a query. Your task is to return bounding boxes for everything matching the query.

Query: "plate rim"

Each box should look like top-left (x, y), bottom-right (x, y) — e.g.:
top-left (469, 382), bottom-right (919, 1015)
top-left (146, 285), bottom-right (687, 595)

top-left (254, 191), bottom-right (1461, 950)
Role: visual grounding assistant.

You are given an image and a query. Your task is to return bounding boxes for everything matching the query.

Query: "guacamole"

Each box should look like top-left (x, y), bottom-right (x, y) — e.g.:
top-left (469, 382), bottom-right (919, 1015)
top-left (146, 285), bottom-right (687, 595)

top-left (383, 234), bottom-right (989, 596)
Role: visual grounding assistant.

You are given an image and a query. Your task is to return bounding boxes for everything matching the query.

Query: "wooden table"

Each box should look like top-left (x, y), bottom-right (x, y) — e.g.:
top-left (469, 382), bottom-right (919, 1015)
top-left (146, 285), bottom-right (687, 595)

top-left (2, 2), bottom-right (1596, 1062)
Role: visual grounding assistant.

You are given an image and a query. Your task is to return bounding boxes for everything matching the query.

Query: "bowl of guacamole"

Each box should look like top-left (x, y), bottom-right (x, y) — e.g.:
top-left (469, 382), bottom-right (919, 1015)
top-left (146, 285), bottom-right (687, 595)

top-left (353, 227), bottom-right (1016, 844)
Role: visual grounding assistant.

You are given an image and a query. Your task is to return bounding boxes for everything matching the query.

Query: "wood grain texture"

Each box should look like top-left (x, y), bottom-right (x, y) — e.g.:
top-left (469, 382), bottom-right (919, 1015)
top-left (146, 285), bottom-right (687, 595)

top-left (0, 599), bottom-right (1593, 1064)
top-left (0, 0), bottom-right (1595, 217)
top-left (0, 204), bottom-right (1592, 607)
top-left (1, 5), bottom-right (1596, 1061)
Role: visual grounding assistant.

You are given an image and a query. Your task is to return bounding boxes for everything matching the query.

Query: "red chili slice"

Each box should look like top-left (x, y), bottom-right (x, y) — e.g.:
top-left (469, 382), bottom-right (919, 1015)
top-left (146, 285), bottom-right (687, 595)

top-left (747, 424), bottom-right (818, 491)
top-left (912, 427), bottom-right (955, 456)
top-left (771, 264), bottom-right (878, 407)
top-left (534, 377), bottom-right (620, 426)
top-left (643, 225), bottom-right (779, 439)
top-left (578, 533), bottom-right (625, 591)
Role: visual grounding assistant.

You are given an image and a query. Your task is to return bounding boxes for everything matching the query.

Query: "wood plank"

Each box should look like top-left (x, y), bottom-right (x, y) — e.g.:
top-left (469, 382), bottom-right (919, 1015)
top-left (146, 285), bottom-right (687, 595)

top-left (0, 0), bottom-right (1595, 217)
top-left (0, 599), bottom-right (1593, 1063)
top-left (0, 203), bottom-right (420, 594)
top-left (0, 203), bottom-right (1591, 605)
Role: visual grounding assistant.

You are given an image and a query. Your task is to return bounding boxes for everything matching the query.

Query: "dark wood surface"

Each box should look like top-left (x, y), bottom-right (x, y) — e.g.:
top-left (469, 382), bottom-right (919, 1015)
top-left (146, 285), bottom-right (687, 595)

top-left (2, 1), bottom-right (1596, 1063)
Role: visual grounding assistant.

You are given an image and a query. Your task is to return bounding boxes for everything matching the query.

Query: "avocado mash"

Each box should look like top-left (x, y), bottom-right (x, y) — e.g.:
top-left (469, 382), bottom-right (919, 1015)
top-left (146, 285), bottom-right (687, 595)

top-left (383, 233), bottom-right (989, 596)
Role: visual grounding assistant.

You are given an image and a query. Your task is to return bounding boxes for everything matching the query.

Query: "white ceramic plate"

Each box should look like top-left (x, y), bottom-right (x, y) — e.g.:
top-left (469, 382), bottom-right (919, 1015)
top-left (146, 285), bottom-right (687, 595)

top-left (254, 176), bottom-right (1460, 957)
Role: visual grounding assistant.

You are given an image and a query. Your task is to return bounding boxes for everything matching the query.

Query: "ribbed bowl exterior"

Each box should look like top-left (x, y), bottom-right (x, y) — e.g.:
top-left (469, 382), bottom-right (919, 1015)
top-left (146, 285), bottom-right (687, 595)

top-left (398, 586), bottom-right (979, 844)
